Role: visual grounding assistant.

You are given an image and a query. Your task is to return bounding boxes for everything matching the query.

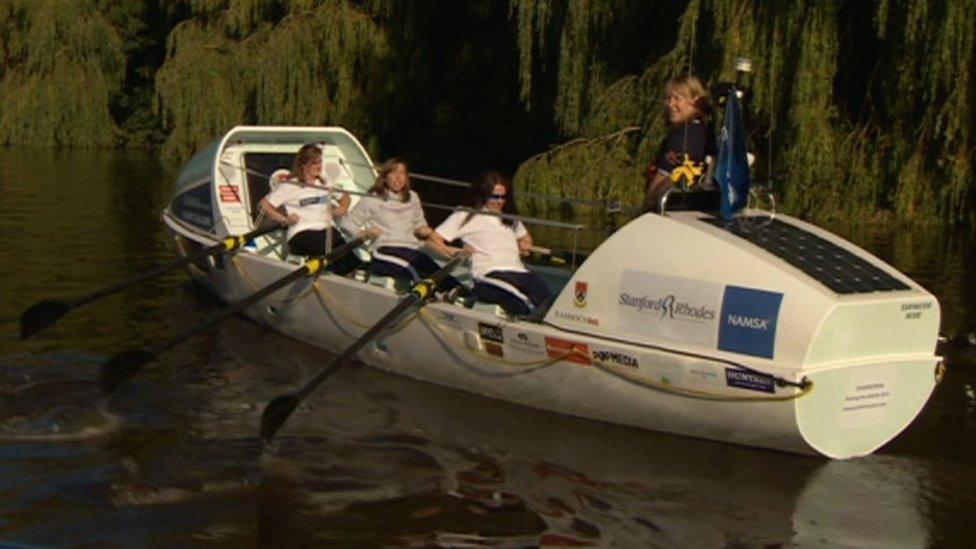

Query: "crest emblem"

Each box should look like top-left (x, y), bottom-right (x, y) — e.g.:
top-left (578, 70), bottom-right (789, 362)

top-left (574, 281), bottom-right (588, 308)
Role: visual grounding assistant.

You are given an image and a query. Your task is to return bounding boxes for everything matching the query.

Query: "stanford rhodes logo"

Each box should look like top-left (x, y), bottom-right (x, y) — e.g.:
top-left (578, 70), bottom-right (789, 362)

top-left (574, 281), bottom-right (588, 308)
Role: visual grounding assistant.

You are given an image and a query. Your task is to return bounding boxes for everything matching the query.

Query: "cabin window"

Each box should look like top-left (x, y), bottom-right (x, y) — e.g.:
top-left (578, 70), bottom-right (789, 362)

top-left (243, 152), bottom-right (297, 221)
top-left (171, 182), bottom-right (215, 231)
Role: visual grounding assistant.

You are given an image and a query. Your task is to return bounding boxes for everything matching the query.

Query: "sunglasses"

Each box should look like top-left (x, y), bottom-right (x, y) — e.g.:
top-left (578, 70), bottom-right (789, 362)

top-left (488, 193), bottom-right (507, 200)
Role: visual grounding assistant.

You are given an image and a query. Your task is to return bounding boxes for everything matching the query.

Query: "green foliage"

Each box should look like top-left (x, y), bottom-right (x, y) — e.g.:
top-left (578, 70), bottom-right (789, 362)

top-left (154, 0), bottom-right (387, 160)
top-left (0, 0), bottom-right (971, 228)
top-left (510, 0), bottom-right (976, 226)
top-left (0, 0), bottom-right (125, 146)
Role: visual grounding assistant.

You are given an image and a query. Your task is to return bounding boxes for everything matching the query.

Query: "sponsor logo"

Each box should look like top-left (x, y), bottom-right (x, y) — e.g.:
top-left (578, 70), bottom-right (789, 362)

top-left (725, 368), bottom-right (775, 393)
top-left (506, 330), bottom-right (544, 354)
top-left (574, 281), bottom-right (588, 308)
top-left (298, 195), bottom-right (328, 207)
top-left (479, 322), bottom-right (504, 357)
top-left (618, 271), bottom-right (723, 347)
top-left (553, 309), bottom-right (600, 326)
top-left (218, 185), bottom-right (241, 203)
top-left (438, 311), bottom-right (462, 327)
top-left (689, 367), bottom-right (719, 385)
top-left (591, 349), bottom-right (638, 369)
top-left (717, 286), bottom-right (783, 359)
top-left (484, 341), bottom-right (504, 357)
top-left (618, 293), bottom-right (716, 323)
top-left (545, 337), bottom-right (591, 365)
top-left (478, 322), bottom-right (504, 343)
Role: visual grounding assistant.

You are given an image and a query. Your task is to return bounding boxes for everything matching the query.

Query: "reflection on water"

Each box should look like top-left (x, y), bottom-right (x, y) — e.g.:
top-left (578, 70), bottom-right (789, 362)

top-left (0, 148), bottom-right (974, 545)
top-left (793, 458), bottom-right (928, 547)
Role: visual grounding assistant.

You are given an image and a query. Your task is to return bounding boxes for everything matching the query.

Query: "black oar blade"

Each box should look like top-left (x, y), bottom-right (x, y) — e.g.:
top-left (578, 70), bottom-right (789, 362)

top-left (100, 348), bottom-right (155, 394)
top-left (20, 300), bottom-right (71, 339)
top-left (261, 394), bottom-right (301, 443)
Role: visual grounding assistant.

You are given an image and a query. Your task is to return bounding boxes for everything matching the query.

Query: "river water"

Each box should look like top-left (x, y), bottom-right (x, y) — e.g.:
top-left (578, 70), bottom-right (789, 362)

top-left (0, 148), bottom-right (974, 547)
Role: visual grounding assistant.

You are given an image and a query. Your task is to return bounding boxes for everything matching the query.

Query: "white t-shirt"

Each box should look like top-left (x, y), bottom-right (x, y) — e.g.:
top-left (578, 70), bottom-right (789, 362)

top-left (265, 180), bottom-right (333, 241)
top-left (338, 190), bottom-right (427, 251)
top-left (435, 209), bottom-right (528, 279)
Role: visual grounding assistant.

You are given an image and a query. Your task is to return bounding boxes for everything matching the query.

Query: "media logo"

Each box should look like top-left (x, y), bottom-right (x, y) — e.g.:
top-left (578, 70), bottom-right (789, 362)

top-left (574, 281), bottom-right (588, 308)
top-left (717, 286), bottom-right (783, 359)
top-left (591, 349), bottom-right (638, 369)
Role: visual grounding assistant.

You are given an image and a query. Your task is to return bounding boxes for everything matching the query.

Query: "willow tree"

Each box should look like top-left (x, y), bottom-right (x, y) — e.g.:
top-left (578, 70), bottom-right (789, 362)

top-left (0, 0), bottom-right (126, 147)
top-left (510, 0), bottom-right (976, 226)
top-left (155, 0), bottom-right (388, 160)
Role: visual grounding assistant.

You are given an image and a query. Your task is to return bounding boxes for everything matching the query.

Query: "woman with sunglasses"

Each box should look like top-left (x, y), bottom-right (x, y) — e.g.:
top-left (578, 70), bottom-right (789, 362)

top-left (428, 171), bottom-right (551, 316)
top-left (338, 157), bottom-right (461, 292)
top-left (259, 143), bottom-right (356, 272)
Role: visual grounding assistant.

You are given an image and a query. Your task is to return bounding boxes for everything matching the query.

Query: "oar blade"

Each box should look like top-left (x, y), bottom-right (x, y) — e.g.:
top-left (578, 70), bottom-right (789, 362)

top-left (100, 348), bottom-right (155, 394)
top-left (20, 300), bottom-right (71, 339)
top-left (261, 394), bottom-right (301, 443)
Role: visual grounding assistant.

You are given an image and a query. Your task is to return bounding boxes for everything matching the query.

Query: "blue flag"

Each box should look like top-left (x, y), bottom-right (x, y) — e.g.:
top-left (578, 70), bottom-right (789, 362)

top-left (716, 89), bottom-right (751, 219)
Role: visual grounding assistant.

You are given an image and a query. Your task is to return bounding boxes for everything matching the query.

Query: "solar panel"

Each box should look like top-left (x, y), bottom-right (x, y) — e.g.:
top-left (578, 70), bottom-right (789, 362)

top-left (702, 216), bottom-right (911, 294)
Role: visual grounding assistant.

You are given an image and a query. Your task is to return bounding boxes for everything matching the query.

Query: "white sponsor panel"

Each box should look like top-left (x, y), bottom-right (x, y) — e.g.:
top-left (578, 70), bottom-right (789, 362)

top-left (503, 327), bottom-right (546, 359)
top-left (841, 371), bottom-right (892, 429)
top-left (618, 271), bottom-right (723, 347)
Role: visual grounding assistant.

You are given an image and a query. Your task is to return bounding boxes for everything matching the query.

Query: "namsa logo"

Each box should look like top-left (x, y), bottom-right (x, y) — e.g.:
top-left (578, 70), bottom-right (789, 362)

top-left (618, 293), bottom-right (716, 322)
top-left (717, 286), bottom-right (783, 359)
top-left (726, 314), bottom-right (770, 331)
top-left (591, 350), bottom-right (638, 369)
top-left (574, 281), bottom-right (588, 308)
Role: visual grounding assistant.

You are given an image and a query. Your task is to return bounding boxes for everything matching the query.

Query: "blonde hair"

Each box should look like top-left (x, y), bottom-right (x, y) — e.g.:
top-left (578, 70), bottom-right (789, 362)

top-left (664, 75), bottom-right (711, 123)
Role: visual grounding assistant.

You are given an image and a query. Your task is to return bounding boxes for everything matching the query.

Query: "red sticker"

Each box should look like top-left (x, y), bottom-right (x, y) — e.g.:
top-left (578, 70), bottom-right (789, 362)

top-left (545, 337), bottom-right (591, 365)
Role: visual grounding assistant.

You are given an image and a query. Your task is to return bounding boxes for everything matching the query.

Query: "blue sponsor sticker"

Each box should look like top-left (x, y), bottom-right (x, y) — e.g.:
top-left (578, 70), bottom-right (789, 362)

top-left (718, 286), bottom-right (783, 358)
top-left (725, 368), bottom-right (775, 393)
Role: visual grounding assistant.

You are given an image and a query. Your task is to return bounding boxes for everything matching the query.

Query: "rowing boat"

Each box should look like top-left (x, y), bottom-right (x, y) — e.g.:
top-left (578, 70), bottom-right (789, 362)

top-left (164, 125), bottom-right (942, 459)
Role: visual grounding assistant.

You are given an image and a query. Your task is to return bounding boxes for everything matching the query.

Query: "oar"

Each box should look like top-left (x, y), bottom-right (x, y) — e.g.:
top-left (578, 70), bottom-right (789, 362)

top-left (19, 224), bottom-right (284, 339)
top-left (99, 235), bottom-right (368, 394)
top-left (260, 252), bottom-right (469, 443)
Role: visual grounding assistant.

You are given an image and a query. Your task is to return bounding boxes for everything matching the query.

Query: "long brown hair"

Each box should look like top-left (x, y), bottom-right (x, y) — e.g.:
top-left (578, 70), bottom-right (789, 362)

top-left (291, 143), bottom-right (323, 184)
top-left (464, 170), bottom-right (518, 229)
top-left (369, 157), bottom-right (411, 202)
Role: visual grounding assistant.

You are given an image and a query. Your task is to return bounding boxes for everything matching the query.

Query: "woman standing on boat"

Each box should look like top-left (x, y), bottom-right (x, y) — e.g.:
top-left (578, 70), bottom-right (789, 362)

top-left (259, 143), bottom-right (356, 272)
top-left (338, 157), bottom-right (460, 292)
top-left (428, 171), bottom-right (551, 316)
top-left (645, 75), bottom-right (714, 209)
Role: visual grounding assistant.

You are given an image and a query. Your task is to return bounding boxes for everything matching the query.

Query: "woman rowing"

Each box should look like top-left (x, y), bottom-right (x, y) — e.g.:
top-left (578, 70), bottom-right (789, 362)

top-left (338, 157), bottom-right (461, 293)
top-left (428, 171), bottom-right (552, 316)
top-left (259, 143), bottom-right (358, 274)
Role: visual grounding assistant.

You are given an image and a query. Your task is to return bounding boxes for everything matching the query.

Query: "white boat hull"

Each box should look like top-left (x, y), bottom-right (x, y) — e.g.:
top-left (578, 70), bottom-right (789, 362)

top-left (165, 214), bottom-right (937, 459)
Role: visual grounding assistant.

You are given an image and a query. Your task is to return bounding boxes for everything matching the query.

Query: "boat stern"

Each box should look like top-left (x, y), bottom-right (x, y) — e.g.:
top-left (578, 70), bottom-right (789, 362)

top-left (794, 357), bottom-right (939, 459)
